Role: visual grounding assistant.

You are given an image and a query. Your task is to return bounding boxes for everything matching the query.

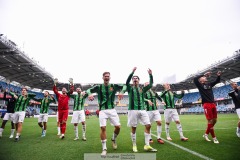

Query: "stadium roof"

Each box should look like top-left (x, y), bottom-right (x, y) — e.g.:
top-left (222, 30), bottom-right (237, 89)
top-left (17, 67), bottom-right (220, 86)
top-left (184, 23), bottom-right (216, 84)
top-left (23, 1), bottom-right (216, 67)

top-left (1, 35), bottom-right (240, 92)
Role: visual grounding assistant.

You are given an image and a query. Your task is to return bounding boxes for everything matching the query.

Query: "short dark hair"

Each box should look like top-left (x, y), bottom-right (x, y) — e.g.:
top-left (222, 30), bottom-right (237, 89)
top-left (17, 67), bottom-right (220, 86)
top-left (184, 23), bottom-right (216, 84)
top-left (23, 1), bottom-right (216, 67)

top-left (132, 76), bottom-right (140, 80)
top-left (103, 72), bottom-right (110, 76)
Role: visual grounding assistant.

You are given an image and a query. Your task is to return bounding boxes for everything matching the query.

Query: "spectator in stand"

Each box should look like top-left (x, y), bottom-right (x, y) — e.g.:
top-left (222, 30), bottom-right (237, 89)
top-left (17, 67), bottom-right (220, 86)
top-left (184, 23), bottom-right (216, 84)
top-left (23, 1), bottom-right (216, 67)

top-left (0, 88), bottom-right (16, 138)
top-left (53, 78), bottom-right (74, 139)
top-left (194, 71), bottom-right (222, 144)
top-left (228, 82), bottom-right (240, 137)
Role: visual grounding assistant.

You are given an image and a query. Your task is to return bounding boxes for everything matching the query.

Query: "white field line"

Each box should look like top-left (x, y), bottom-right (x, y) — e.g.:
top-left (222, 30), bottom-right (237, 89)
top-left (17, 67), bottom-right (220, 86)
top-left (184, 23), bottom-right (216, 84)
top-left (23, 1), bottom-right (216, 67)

top-left (151, 133), bottom-right (214, 160)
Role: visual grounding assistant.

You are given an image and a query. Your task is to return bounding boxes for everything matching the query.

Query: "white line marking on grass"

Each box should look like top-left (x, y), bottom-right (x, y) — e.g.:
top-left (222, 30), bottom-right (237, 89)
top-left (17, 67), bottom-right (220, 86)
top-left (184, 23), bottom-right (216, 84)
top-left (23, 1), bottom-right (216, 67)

top-left (151, 134), bottom-right (213, 160)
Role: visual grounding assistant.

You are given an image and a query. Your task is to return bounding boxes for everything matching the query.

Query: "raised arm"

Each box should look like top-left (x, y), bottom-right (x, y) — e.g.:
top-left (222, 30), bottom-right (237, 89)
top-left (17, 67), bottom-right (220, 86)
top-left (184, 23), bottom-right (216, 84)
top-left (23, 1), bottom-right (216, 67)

top-left (143, 68), bottom-right (153, 92)
top-left (126, 67), bottom-right (137, 85)
top-left (210, 71), bottom-right (221, 87)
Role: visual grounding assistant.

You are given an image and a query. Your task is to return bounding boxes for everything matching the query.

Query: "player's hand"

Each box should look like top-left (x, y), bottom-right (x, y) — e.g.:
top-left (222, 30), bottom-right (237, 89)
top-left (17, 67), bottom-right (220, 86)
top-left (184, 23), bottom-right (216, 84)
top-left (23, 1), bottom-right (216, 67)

top-left (81, 91), bottom-right (86, 96)
top-left (132, 67), bottom-right (137, 72)
top-left (148, 100), bottom-right (153, 106)
top-left (54, 78), bottom-right (58, 85)
top-left (217, 71), bottom-right (222, 76)
top-left (69, 78), bottom-right (73, 85)
top-left (88, 95), bottom-right (94, 101)
top-left (148, 68), bottom-right (152, 75)
top-left (204, 72), bottom-right (211, 77)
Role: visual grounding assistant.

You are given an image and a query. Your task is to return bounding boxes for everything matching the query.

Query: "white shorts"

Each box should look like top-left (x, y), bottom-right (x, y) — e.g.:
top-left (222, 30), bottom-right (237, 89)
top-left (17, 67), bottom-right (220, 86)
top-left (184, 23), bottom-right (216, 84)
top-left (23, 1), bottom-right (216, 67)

top-left (3, 113), bottom-right (14, 121)
top-left (147, 110), bottom-right (162, 123)
top-left (164, 109), bottom-right (180, 123)
top-left (38, 114), bottom-right (49, 123)
top-left (127, 110), bottom-right (150, 127)
top-left (13, 111), bottom-right (26, 123)
top-left (99, 109), bottom-right (120, 127)
top-left (71, 110), bottom-right (85, 124)
top-left (236, 108), bottom-right (240, 119)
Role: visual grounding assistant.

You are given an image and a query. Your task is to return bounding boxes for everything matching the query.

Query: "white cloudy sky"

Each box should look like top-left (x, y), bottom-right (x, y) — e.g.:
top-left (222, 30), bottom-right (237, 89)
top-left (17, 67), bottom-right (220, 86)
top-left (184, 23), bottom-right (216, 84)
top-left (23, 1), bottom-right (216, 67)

top-left (0, 0), bottom-right (240, 84)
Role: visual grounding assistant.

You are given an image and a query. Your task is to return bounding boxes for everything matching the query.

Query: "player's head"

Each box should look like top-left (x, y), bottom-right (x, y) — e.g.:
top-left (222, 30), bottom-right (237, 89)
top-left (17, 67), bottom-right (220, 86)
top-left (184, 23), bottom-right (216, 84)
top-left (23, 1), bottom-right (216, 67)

top-left (102, 72), bottom-right (110, 84)
top-left (76, 87), bottom-right (81, 93)
top-left (21, 87), bottom-right (28, 96)
top-left (132, 76), bottom-right (140, 85)
top-left (199, 76), bottom-right (208, 84)
top-left (163, 83), bottom-right (170, 90)
top-left (62, 87), bottom-right (67, 94)
top-left (44, 91), bottom-right (49, 97)
top-left (230, 82), bottom-right (238, 89)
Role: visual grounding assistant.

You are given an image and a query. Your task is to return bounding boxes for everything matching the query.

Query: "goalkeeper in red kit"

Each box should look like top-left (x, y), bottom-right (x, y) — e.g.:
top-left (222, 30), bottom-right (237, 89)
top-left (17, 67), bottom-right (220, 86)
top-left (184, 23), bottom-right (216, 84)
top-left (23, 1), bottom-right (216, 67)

top-left (53, 78), bottom-right (74, 139)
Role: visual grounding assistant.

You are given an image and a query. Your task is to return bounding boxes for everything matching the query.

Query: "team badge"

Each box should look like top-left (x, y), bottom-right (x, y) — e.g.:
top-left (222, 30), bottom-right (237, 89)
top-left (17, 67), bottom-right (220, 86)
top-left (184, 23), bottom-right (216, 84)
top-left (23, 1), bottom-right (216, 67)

top-left (110, 87), bottom-right (113, 91)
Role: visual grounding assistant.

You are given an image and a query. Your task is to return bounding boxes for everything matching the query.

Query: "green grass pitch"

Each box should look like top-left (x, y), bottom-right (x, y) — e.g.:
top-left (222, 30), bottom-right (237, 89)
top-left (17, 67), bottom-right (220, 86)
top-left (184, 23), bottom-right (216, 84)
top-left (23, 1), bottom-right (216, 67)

top-left (0, 113), bottom-right (239, 160)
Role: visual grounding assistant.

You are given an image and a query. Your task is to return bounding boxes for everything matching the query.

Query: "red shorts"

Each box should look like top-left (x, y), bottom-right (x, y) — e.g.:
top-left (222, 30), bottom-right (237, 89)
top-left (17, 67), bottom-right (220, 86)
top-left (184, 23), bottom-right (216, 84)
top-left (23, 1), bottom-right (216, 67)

top-left (58, 110), bottom-right (69, 123)
top-left (203, 103), bottom-right (217, 120)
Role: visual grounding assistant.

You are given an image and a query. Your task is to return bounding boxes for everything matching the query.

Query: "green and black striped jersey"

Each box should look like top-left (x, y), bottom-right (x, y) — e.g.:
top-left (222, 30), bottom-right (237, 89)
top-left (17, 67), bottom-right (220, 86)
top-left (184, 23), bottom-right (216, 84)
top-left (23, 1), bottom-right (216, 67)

top-left (86, 84), bottom-right (124, 111)
top-left (13, 93), bottom-right (36, 112)
top-left (160, 90), bottom-right (184, 109)
top-left (34, 97), bottom-right (56, 114)
top-left (144, 89), bottom-right (162, 111)
top-left (123, 72), bottom-right (153, 110)
top-left (70, 93), bottom-right (88, 111)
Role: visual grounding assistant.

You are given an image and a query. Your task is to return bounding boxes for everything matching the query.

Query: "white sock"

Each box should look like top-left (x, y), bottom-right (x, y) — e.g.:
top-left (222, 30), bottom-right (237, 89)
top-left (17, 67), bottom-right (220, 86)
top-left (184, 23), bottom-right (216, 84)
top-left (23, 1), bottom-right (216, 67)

top-left (165, 124), bottom-right (170, 138)
top-left (112, 132), bottom-right (118, 141)
top-left (177, 124), bottom-right (184, 138)
top-left (144, 132), bottom-right (150, 146)
top-left (149, 129), bottom-right (152, 140)
top-left (57, 127), bottom-right (60, 133)
top-left (0, 128), bottom-right (4, 133)
top-left (74, 126), bottom-right (78, 138)
top-left (16, 133), bottom-right (20, 138)
top-left (131, 133), bottom-right (136, 146)
top-left (11, 129), bottom-right (15, 135)
top-left (82, 124), bottom-right (86, 137)
top-left (157, 125), bottom-right (162, 139)
top-left (101, 139), bottom-right (107, 150)
top-left (43, 130), bottom-right (46, 135)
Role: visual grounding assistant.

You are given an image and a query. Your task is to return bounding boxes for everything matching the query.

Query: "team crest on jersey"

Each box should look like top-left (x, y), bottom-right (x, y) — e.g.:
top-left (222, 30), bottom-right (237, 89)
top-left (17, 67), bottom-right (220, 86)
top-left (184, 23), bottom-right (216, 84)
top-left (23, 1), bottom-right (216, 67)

top-left (109, 87), bottom-right (113, 91)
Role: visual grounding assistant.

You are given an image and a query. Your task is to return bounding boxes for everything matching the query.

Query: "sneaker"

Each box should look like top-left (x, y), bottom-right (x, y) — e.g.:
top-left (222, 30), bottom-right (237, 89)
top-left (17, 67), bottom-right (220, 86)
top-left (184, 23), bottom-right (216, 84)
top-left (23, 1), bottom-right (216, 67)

top-left (101, 149), bottom-right (107, 157)
top-left (41, 134), bottom-right (46, 138)
top-left (74, 137), bottom-right (79, 141)
top-left (149, 139), bottom-right (154, 143)
top-left (237, 133), bottom-right (240, 138)
top-left (57, 133), bottom-right (61, 136)
top-left (82, 136), bottom-right (87, 141)
top-left (9, 135), bottom-right (14, 139)
top-left (203, 134), bottom-right (211, 142)
top-left (132, 145), bottom-right (138, 152)
top-left (15, 137), bottom-right (20, 142)
top-left (59, 135), bottom-right (65, 139)
top-left (167, 137), bottom-right (172, 141)
top-left (144, 145), bottom-right (157, 152)
top-left (213, 138), bottom-right (219, 144)
top-left (157, 138), bottom-right (164, 144)
top-left (181, 137), bottom-right (188, 141)
top-left (111, 139), bottom-right (117, 149)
